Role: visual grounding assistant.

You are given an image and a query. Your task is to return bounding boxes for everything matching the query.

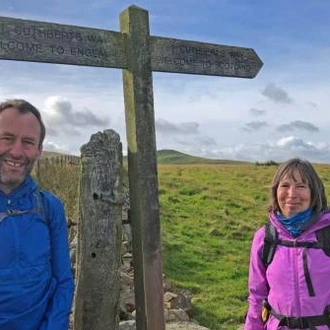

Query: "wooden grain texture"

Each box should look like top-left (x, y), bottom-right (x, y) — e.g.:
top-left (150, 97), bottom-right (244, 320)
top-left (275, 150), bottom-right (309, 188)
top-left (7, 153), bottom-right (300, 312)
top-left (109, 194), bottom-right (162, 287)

top-left (0, 16), bottom-right (127, 68)
top-left (120, 5), bottom-right (166, 330)
top-left (150, 35), bottom-right (263, 78)
top-left (0, 15), bottom-right (263, 77)
top-left (74, 129), bottom-right (123, 330)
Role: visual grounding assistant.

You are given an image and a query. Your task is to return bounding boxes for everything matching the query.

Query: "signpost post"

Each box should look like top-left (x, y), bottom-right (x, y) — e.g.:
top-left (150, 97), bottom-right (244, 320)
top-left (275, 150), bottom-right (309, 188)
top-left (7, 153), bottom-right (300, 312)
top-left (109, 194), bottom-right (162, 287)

top-left (0, 6), bottom-right (263, 330)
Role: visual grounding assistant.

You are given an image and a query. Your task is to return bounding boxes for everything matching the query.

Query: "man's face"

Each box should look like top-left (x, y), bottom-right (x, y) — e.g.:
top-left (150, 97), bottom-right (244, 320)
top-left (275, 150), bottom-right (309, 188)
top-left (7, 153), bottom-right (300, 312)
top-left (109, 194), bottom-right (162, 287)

top-left (0, 107), bottom-right (42, 194)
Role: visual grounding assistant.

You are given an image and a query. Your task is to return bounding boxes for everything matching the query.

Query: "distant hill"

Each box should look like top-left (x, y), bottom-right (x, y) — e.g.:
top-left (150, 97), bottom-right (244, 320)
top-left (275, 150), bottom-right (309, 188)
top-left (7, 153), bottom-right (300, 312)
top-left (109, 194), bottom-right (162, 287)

top-left (156, 149), bottom-right (249, 164)
top-left (124, 149), bottom-right (249, 165)
top-left (42, 150), bottom-right (67, 158)
top-left (42, 149), bottom-right (249, 165)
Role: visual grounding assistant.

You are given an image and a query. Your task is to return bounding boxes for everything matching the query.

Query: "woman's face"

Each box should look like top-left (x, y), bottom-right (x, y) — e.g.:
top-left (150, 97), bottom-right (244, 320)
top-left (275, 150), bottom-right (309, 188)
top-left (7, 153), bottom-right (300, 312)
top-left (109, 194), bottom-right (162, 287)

top-left (277, 170), bottom-right (311, 217)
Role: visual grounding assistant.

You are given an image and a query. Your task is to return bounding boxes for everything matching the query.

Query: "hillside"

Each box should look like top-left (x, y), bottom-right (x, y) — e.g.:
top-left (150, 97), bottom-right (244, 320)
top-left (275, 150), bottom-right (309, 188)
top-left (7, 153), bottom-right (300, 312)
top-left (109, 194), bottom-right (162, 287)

top-left (122, 149), bottom-right (250, 165)
top-left (43, 149), bottom-right (249, 165)
top-left (42, 150), bottom-right (67, 158)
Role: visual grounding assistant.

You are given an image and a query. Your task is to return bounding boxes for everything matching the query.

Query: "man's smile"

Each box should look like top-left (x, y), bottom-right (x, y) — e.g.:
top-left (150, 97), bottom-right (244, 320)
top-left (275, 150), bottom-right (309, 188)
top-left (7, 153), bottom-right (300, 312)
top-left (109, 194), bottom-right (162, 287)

top-left (3, 159), bottom-right (24, 168)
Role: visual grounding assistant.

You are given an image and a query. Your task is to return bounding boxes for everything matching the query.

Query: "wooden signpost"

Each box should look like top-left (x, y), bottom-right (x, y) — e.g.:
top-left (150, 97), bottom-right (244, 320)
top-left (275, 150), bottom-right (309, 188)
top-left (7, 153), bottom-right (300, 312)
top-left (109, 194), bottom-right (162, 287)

top-left (0, 10), bottom-right (262, 78)
top-left (0, 6), bottom-right (263, 330)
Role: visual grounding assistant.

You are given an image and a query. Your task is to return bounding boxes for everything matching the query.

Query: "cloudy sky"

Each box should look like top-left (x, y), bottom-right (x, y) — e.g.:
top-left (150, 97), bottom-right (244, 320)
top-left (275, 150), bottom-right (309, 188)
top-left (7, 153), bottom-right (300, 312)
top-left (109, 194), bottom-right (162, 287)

top-left (0, 0), bottom-right (330, 163)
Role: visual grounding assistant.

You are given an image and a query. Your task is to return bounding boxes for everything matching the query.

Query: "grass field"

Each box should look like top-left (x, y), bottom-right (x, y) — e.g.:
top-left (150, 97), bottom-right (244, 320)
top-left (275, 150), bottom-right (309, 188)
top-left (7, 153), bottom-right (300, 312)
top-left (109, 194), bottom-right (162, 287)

top-left (158, 162), bottom-right (330, 329)
top-left (35, 154), bottom-right (330, 330)
top-left (158, 163), bottom-right (272, 329)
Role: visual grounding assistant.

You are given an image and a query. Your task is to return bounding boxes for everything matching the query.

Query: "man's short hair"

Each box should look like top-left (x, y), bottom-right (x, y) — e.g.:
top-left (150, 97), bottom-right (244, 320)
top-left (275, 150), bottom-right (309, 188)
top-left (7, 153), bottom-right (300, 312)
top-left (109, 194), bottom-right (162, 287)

top-left (0, 99), bottom-right (46, 147)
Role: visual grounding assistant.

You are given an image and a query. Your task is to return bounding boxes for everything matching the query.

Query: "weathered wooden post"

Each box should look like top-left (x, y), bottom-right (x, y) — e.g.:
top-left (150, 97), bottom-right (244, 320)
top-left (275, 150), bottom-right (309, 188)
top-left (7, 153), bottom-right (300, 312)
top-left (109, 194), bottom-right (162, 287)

top-left (0, 7), bottom-right (263, 330)
top-left (74, 129), bottom-right (123, 330)
top-left (120, 7), bottom-right (165, 330)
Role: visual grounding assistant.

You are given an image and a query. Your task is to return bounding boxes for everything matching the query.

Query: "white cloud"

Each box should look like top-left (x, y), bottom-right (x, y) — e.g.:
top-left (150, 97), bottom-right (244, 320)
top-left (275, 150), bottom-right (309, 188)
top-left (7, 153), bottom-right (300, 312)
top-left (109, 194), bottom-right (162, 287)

top-left (43, 96), bottom-right (110, 132)
top-left (183, 136), bottom-right (330, 164)
top-left (276, 121), bottom-right (319, 133)
top-left (2, 0), bottom-right (330, 165)
top-left (261, 83), bottom-right (293, 104)
top-left (156, 119), bottom-right (200, 135)
top-left (249, 107), bottom-right (266, 116)
top-left (243, 121), bottom-right (268, 132)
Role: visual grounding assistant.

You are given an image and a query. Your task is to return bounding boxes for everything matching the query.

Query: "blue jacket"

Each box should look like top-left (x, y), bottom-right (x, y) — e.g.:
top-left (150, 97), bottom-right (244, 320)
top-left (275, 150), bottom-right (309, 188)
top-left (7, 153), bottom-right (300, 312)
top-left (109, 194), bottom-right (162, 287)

top-left (0, 176), bottom-right (74, 330)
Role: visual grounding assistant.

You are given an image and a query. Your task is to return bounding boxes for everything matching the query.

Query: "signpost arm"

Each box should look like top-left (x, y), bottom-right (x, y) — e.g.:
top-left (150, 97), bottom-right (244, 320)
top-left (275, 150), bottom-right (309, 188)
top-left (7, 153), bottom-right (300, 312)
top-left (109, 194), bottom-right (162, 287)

top-left (120, 6), bottom-right (165, 330)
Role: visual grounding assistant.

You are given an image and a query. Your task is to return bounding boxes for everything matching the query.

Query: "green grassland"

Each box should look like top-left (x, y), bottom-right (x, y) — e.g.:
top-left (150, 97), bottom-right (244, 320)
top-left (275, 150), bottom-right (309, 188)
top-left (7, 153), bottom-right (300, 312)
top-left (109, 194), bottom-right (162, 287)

top-left (34, 152), bottom-right (330, 330)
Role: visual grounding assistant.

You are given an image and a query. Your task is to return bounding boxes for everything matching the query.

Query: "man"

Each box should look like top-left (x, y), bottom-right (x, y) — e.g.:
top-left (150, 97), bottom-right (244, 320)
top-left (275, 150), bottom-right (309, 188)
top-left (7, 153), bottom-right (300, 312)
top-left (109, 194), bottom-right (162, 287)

top-left (0, 99), bottom-right (74, 329)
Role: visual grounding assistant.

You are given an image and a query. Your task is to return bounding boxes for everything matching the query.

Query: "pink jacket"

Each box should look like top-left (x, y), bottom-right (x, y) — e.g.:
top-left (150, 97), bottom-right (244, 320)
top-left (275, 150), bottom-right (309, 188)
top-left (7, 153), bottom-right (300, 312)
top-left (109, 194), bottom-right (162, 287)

top-left (244, 212), bottom-right (330, 330)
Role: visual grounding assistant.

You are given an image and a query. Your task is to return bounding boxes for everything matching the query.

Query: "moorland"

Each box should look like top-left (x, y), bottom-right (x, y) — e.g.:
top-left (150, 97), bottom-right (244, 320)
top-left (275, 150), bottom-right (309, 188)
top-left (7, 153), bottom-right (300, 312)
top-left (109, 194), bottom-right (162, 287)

top-left (35, 150), bottom-right (330, 330)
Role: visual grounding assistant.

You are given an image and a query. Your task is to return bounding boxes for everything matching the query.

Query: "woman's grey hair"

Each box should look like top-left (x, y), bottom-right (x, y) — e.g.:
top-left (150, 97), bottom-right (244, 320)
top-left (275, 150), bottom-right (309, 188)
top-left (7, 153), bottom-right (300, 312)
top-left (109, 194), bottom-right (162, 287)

top-left (268, 158), bottom-right (327, 214)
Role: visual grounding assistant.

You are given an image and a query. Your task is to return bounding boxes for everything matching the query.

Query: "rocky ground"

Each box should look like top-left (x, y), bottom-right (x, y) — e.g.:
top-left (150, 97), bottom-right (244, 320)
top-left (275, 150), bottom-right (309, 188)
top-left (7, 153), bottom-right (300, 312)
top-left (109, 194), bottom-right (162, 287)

top-left (69, 188), bottom-right (244, 330)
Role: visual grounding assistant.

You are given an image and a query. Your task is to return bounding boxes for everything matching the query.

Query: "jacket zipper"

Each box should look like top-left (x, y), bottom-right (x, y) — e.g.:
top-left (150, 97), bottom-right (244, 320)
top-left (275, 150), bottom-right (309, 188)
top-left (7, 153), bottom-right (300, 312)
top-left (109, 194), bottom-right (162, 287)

top-left (292, 239), bottom-right (303, 315)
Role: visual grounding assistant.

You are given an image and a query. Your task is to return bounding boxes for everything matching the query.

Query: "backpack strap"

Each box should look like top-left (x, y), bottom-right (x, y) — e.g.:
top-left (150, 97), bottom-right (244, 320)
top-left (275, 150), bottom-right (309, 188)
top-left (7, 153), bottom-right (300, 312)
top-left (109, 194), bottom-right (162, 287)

top-left (316, 225), bottom-right (330, 257)
top-left (265, 300), bottom-right (330, 329)
top-left (261, 221), bottom-right (278, 267)
top-left (0, 208), bottom-right (31, 223)
top-left (34, 189), bottom-right (50, 227)
top-left (0, 189), bottom-right (48, 227)
top-left (261, 221), bottom-right (330, 297)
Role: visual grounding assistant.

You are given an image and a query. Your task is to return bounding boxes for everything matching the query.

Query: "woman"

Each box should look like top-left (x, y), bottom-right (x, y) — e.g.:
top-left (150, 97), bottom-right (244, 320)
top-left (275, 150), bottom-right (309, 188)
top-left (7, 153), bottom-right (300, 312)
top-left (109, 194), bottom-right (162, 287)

top-left (244, 158), bottom-right (330, 330)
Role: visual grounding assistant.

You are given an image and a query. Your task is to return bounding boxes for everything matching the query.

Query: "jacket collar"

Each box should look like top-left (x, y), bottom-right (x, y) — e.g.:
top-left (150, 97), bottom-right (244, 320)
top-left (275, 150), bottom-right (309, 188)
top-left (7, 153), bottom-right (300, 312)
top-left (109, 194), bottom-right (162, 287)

top-left (270, 210), bottom-right (330, 238)
top-left (0, 175), bottom-right (38, 199)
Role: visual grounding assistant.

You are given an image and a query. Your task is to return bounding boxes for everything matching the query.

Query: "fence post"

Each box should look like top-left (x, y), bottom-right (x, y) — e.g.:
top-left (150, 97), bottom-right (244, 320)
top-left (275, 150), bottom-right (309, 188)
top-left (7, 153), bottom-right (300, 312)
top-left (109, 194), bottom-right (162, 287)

top-left (73, 129), bottom-right (123, 330)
